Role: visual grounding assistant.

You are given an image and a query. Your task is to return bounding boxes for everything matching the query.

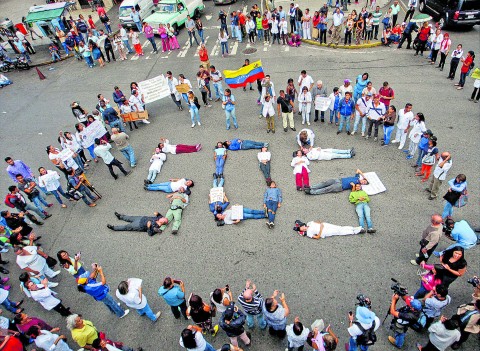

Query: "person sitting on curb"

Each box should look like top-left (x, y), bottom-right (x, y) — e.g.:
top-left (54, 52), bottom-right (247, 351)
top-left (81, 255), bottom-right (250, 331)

top-left (293, 219), bottom-right (365, 239)
top-left (107, 211), bottom-right (167, 236)
top-left (306, 168), bottom-right (368, 195)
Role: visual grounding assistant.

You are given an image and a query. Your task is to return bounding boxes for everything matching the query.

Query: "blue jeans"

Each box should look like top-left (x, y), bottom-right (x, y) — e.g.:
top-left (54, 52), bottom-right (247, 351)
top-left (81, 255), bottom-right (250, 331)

top-left (198, 29), bottom-right (204, 43)
top-left (295, 21), bottom-right (302, 37)
top-left (414, 282), bottom-right (429, 299)
top-left (231, 25), bottom-right (236, 38)
top-left (120, 145), bottom-right (136, 167)
top-left (110, 119), bottom-right (125, 133)
top-left (203, 343), bottom-right (216, 351)
top-left (215, 156), bottom-right (225, 175)
top-left (349, 336), bottom-right (369, 351)
top-left (213, 177), bottom-right (224, 188)
top-left (51, 186), bottom-right (69, 205)
top-left (104, 23), bottom-right (112, 34)
top-left (213, 82), bottom-right (223, 99)
top-left (137, 302), bottom-right (157, 321)
top-left (147, 182), bottom-right (173, 192)
top-left (265, 200), bottom-right (278, 223)
top-left (188, 31), bottom-right (200, 46)
top-left (442, 241), bottom-right (477, 253)
top-left (190, 105), bottom-right (201, 124)
top-left (236, 26), bottom-right (242, 42)
top-left (354, 114), bottom-right (367, 133)
top-left (123, 39), bottom-right (133, 53)
top-left (51, 52), bottom-right (61, 61)
top-left (243, 208), bottom-right (265, 220)
top-left (394, 331), bottom-right (406, 348)
top-left (84, 55), bottom-right (94, 67)
top-left (225, 108), bottom-right (238, 129)
top-left (78, 185), bottom-right (97, 205)
top-left (257, 29), bottom-right (264, 41)
top-left (338, 114), bottom-right (351, 132)
top-left (134, 21), bottom-right (142, 32)
top-left (87, 144), bottom-right (96, 159)
top-left (383, 125), bottom-right (395, 144)
top-left (355, 202), bottom-right (373, 229)
top-left (330, 108), bottom-right (338, 123)
top-left (101, 293), bottom-right (125, 317)
top-left (246, 313), bottom-right (267, 329)
top-left (221, 42), bottom-right (228, 55)
top-left (147, 37), bottom-right (157, 52)
top-left (1, 297), bottom-right (19, 313)
top-left (62, 42), bottom-right (69, 55)
top-left (32, 194), bottom-right (49, 212)
top-left (241, 140), bottom-right (266, 150)
top-left (416, 148), bottom-right (426, 167)
top-left (442, 201), bottom-right (454, 219)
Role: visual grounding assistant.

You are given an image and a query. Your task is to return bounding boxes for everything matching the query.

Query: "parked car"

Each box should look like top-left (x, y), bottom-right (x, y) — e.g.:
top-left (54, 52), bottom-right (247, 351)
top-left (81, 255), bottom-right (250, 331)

top-left (419, 0), bottom-right (480, 28)
top-left (119, 0), bottom-right (156, 29)
top-left (144, 0), bottom-right (205, 34)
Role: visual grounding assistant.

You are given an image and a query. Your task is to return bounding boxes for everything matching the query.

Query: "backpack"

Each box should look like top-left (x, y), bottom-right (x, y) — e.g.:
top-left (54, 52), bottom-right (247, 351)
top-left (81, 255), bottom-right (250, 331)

top-left (4, 194), bottom-right (16, 208)
top-left (354, 320), bottom-right (377, 346)
top-left (410, 310), bottom-right (427, 332)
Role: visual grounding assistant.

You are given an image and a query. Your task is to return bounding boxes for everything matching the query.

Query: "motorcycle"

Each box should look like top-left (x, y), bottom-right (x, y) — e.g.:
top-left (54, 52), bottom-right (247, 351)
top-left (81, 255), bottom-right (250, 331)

top-left (0, 55), bottom-right (31, 72)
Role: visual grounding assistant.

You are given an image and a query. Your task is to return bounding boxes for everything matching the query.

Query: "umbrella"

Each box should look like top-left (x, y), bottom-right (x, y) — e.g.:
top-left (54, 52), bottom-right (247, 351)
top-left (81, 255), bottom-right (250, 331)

top-left (410, 14), bottom-right (433, 23)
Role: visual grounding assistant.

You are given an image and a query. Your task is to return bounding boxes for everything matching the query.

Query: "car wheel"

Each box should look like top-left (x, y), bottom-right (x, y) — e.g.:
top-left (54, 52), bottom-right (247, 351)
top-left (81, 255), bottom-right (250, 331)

top-left (419, 0), bottom-right (426, 13)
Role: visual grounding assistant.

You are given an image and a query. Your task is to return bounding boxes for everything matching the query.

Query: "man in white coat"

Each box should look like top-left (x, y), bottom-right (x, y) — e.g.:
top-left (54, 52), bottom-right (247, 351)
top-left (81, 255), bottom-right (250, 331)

top-left (392, 103), bottom-right (414, 149)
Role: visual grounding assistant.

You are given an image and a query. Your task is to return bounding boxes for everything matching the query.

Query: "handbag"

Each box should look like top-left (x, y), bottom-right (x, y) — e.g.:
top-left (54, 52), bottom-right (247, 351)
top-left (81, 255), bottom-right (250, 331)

top-left (455, 189), bottom-right (468, 208)
top-left (382, 17), bottom-right (390, 26)
top-left (443, 190), bottom-right (461, 205)
top-left (419, 238), bottom-right (429, 247)
top-left (422, 154), bottom-right (436, 165)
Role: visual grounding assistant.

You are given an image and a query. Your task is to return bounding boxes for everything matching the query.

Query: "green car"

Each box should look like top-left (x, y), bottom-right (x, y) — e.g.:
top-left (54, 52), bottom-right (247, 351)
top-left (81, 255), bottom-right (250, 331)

top-left (144, 0), bottom-right (205, 34)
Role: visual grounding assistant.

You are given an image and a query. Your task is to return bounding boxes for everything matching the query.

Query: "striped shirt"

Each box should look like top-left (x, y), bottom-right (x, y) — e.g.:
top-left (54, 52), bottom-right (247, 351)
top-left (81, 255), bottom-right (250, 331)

top-left (237, 289), bottom-right (264, 315)
top-left (372, 11), bottom-right (382, 26)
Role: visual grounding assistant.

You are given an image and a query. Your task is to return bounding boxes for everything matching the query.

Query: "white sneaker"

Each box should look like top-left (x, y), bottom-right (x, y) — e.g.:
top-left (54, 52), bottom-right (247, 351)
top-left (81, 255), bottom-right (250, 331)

top-left (361, 132), bottom-right (365, 137)
top-left (351, 131), bottom-right (356, 135)
top-left (51, 270), bottom-right (61, 277)
top-left (197, 122), bottom-right (201, 126)
top-left (191, 123), bottom-right (195, 128)
top-left (391, 140), bottom-right (399, 143)
top-left (153, 311), bottom-right (162, 322)
top-left (398, 146), bottom-right (403, 150)
top-left (307, 122), bottom-right (310, 126)
top-left (49, 282), bottom-right (59, 287)
top-left (301, 121), bottom-right (305, 125)
top-left (142, 120), bottom-right (150, 124)
top-left (121, 309), bottom-right (130, 318)
top-left (415, 253), bottom-right (420, 257)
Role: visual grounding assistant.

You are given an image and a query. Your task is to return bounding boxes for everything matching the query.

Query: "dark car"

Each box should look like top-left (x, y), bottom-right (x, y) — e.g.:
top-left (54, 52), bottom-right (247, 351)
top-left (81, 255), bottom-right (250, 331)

top-left (419, 0), bottom-right (480, 28)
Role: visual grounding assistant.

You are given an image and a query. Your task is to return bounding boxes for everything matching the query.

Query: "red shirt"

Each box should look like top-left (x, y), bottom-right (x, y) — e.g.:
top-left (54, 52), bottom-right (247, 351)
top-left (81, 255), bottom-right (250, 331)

top-left (262, 18), bottom-right (269, 29)
top-left (461, 56), bottom-right (473, 73)
top-left (239, 13), bottom-right (246, 25)
top-left (199, 49), bottom-right (209, 62)
top-left (313, 15), bottom-right (320, 27)
top-left (379, 86), bottom-right (394, 106)
top-left (419, 27), bottom-right (430, 41)
top-left (88, 18), bottom-right (96, 29)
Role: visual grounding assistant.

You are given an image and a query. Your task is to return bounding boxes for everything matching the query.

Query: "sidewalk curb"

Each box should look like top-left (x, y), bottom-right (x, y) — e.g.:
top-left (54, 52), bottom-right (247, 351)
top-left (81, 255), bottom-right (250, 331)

top-left (301, 39), bottom-right (383, 49)
top-left (31, 53), bottom-right (75, 68)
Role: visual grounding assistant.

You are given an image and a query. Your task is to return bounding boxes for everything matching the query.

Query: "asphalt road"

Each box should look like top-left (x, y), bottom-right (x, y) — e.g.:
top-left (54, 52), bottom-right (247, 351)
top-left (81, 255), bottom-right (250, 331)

top-left (0, 1), bottom-right (479, 350)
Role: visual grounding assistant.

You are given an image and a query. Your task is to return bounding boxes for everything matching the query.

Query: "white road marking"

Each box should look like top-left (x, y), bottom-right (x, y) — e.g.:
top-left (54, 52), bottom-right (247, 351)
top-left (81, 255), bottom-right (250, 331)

top-left (205, 14), bottom-right (212, 21)
top-left (130, 55), bottom-right (139, 60)
top-left (231, 41), bottom-right (238, 55)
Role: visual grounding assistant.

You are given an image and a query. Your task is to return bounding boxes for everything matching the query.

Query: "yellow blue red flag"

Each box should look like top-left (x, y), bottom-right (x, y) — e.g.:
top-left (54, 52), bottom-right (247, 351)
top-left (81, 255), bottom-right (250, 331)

top-left (223, 60), bottom-right (265, 88)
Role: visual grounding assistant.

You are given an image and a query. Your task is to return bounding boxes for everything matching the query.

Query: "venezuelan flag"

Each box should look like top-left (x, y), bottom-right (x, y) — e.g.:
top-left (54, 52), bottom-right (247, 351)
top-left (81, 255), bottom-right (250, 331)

top-left (223, 60), bottom-right (265, 88)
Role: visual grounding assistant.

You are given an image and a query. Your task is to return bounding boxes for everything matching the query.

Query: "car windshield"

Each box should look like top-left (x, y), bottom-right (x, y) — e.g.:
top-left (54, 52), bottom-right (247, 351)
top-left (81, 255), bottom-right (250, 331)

top-left (119, 6), bottom-right (133, 17)
top-left (155, 4), bottom-right (175, 13)
top-left (460, 0), bottom-right (479, 11)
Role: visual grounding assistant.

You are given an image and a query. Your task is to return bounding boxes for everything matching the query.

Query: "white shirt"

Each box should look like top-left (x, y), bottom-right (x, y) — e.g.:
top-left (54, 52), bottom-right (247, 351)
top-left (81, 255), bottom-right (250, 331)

top-left (115, 278), bottom-right (147, 310)
top-left (367, 101), bottom-right (386, 120)
top-left (179, 78), bottom-right (193, 89)
top-left (149, 153), bottom-right (166, 172)
top-left (179, 331), bottom-right (206, 351)
top-left (0, 288), bottom-right (9, 304)
top-left (291, 156), bottom-right (310, 174)
top-left (94, 143), bottom-right (114, 164)
top-left (280, 20), bottom-right (288, 34)
top-left (433, 158), bottom-right (452, 180)
top-left (286, 324), bottom-right (310, 348)
top-left (428, 321), bottom-right (461, 351)
top-left (339, 84), bottom-right (353, 96)
top-left (161, 139), bottom-right (177, 154)
top-left (16, 31), bottom-right (26, 41)
top-left (451, 49), bottom-right (463, 58)
top-left (261, 98), bottom-right (276, 117)
top-left (129, 94), bottom-right (144, 111)
top-left (257, 151), bottom-right (271, 162)
top-left (120, 27), bottom-right (129, 41)
top-left (333, 12), bottom-right (344, 26)
top-left (35, 330), bottom-right (73, 351)
top-left (38, 170), bottom-right (62, 192)
top-left (261, 81), bottom-right (276, 99)
top-left (356, 97), bottom-right (369, 116)
top-left (171, 179), bottom-right (187, 192)
top-left (306, 221), bottom-right (321, 238)
top-left (396, 108), bottom-right (414, 129)
top-left (223, 209), bottom-right (235, 225)
top-left (298, 75), bottom-right (314, 90)
top-left (296, 129), bottom-right (315, 147)
top-left (16, 246), bottom-right (46, 272)
top-left (271, 20), bottom-right (279, 34)
top-left (408, 0), bottom-right (418, 8)
top-left (348, 316), bottom-right (381, 337)
top-left (30, 287), bottom-right (60, 310)
top-left (409, 120), bottom-right (427, 142)
top-left (433, 33), bottom-right (443, 50)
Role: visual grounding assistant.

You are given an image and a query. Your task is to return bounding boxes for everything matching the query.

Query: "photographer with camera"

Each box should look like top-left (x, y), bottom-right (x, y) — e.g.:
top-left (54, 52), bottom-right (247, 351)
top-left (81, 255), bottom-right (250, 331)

top-left (347, 296), bottom-right (380, 351)
top-left (388, 293), bottom-right (424, 348)
top-left (410, 214), bottom-right (443, 266)
top-left (210, 285), bottom-right (233, 318)
top-left (158, 276), bottom-right (188, 320)
top-left (67, 168), bottom-right (98, 207)
top-left (433, 218), bottom-right (478, 257)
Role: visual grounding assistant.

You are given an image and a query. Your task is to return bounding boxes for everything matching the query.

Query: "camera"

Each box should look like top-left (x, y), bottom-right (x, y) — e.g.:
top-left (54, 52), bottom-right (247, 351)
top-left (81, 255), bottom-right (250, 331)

top-left (391, 278), bottom-right (408, 296)
top-left (467, 276), bottom-right (480, 288)
top-left (356, 294), bottom-right (372, 308)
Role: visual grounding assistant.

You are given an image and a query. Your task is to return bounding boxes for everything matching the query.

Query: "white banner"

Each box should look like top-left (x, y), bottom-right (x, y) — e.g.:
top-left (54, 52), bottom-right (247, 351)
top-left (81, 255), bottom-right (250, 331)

top-left (58, 148), bottom-right (74, 162)
top-left (78, 120), bottom-right (107, 148)
top-left (361, 172), bottom-right (387, 195)
top-left (231, 205), bottom-right (244, 220)
top-left (209, 187), bottom-right (224, 203)
top-left (138, 75), bottom-right (171, 104)
top-left (314, 96), bottom-right (331, 111)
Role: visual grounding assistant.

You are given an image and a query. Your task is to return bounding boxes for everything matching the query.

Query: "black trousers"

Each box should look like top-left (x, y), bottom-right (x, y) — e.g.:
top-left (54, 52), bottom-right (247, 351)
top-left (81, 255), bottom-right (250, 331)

top-left (170, 93), bottom-right (182, 107)
top-left (290, 18), bottom-right (296, 33)
top-left (422, 341), bottom-right (440, 351)
top-left (314, 110), bottom-right (325, 121)
top-left (319, 30), bottom-right (327, 44)
top-left (344, 30), bottom-right (352, 44)
top-left (392, 14), bottom-right (398, 27)
top-left (471, 87), bottom-right (480, 101)
top-left (104, 45), bottom-right (115, 62)
top-left (448, 58), bottom-right (460, 79)
top-left (112, 215), bottom-right (148, 231)
top-left (398, 32), bottom-right (412, 48)
top-left (23, 40), bottom-right (36, 54)
top-left (372, 25), bottom-right (379, 39)
top-left (106, 158), bottom-right (128, 178)
top-left (53, 302), bottom-right (72, 316)
top-left (268, 326), bottom-right (286, 338)
top-left (416, 39), bottom-right (427, 55)
top-left (248, 31), bottom-right (255, 43)
top-left (367, 119), bottom-right (380, 137)
top-left (439, 52), bottom-right (447, 69)
top-left (415, 243), bottom-right (438, 264)
top-left (404, 7), bottom-right (415, 22)
top-left (431, 49), bottom-right (439, 62)
top-left (171, 300), bottom-right (188, 319)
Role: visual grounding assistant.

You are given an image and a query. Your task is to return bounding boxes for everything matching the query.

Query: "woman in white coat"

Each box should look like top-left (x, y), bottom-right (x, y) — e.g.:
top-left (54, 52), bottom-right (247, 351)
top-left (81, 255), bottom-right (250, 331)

top-left (271, 18), bottom-right (279, 44)
top-left (298, 86), bottom-right (312, 125)
top-left (406, 113), bottom-right (426, 160)
top-left (145, 148), bottom-right (166, 184)
top-left (291, 150), bottom-right (310, 191)
top-left (261, 94), bottom-right (276, 133)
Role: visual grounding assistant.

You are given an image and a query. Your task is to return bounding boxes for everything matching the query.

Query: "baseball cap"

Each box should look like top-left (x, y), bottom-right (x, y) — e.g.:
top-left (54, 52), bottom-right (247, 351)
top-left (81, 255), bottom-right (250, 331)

top-left (223, 303), bottom-right (235, 320)
top-left (424, 129), bottom-right (433, 136)
top-left (344, 79), bottom-right (351, 83)
top-left (356, 306), bottom-right (375, 324)
top-left (407, 299), bottom-right (423, 311)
